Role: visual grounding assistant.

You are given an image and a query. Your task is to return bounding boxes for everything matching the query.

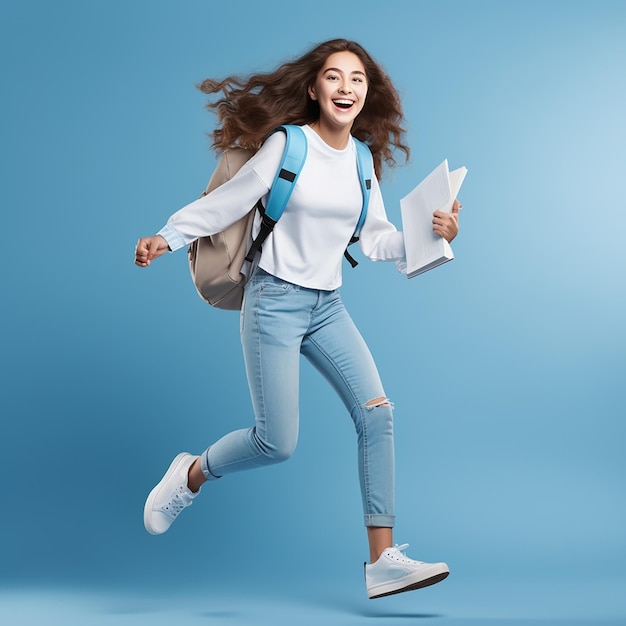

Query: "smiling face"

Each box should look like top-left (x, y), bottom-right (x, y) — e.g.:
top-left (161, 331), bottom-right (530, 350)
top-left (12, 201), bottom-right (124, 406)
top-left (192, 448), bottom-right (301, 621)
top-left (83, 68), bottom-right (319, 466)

top-left (308, 51), bottom-right (368, 134)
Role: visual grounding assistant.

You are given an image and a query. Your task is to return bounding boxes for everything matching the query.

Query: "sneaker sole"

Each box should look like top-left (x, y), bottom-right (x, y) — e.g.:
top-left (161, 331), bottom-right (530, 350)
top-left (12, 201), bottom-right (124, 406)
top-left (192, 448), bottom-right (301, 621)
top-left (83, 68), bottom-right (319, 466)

top-left (368, 565), bottom-right (450, 599)
top-left (144, 452), bottom-right (193, 535)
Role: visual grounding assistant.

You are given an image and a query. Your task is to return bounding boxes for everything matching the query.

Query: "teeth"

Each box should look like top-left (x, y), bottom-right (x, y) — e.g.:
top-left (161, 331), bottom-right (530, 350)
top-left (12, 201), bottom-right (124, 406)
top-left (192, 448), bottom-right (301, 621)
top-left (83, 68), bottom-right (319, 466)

top-left (334, 99), bottom-right (353, 105)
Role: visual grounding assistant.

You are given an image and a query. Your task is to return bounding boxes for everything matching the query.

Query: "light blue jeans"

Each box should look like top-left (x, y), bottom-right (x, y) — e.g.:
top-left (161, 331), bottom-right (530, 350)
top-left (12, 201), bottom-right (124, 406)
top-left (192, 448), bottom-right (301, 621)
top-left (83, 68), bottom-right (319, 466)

top-left (200, 269), bottom-right (395, 527)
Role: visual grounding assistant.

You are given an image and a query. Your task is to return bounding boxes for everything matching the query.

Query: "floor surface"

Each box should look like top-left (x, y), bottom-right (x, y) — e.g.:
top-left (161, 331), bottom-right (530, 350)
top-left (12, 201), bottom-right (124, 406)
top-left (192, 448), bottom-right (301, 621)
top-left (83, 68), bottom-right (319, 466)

top-left (1, 574), bottom-right (624, 625)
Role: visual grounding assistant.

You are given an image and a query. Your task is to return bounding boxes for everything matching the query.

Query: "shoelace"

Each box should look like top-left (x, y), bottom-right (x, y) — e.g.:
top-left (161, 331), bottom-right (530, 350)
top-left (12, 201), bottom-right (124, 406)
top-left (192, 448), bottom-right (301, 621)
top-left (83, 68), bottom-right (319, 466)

top-left (161, 485), bottom-right (194, 520)
top-left (389, 544), bottom-right (425, 565)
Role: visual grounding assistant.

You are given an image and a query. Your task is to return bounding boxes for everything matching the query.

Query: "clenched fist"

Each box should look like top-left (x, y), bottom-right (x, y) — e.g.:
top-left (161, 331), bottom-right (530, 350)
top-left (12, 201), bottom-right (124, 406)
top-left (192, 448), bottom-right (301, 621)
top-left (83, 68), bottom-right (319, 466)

top-left (134, 235), bottom-right (170, 267)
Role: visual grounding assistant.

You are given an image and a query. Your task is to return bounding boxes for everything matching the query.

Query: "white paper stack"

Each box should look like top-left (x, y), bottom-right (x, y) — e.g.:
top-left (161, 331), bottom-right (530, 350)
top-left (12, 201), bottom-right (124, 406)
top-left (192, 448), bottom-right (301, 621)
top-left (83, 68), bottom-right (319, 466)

top-left (400, 159), bottom-right (467, 278)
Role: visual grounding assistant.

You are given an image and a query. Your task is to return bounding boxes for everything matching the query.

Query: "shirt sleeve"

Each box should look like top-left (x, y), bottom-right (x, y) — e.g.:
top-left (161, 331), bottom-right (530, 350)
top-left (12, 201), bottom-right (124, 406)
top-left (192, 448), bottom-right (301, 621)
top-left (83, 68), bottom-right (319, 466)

top-left (157, 133), bottom-right (286, 251)
top-left (358, 175), bottom-right (406, 262)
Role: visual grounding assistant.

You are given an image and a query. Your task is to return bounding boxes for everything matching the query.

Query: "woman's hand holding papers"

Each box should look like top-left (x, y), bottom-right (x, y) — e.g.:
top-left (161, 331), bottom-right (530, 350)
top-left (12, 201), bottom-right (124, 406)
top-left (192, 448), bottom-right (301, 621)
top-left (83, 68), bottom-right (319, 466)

top-left (432, 199), bottom-right (461, 243)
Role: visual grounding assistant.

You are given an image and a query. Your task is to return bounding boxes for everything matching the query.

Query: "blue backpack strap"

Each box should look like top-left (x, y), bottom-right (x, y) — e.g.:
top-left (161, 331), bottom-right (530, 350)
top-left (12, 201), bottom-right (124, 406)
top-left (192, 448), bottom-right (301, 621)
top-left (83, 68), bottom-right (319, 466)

top-left (263, 125), bottom-right (308, 221)
top-left (245, 125), bottom-right (308, 262)
top-left (344, 137), bottom-right (373, 268)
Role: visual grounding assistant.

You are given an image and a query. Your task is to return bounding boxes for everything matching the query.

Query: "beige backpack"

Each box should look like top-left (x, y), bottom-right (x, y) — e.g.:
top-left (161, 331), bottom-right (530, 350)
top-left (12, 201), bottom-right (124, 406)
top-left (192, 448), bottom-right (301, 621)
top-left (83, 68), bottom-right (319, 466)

top-left (187, 148), bottom-right (255, 310)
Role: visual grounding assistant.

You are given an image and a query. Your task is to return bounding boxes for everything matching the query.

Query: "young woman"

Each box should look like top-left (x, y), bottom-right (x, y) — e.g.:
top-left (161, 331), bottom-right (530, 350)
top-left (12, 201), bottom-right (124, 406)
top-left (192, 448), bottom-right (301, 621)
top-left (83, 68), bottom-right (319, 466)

top-left (134, 38), bottom-right (459, 599)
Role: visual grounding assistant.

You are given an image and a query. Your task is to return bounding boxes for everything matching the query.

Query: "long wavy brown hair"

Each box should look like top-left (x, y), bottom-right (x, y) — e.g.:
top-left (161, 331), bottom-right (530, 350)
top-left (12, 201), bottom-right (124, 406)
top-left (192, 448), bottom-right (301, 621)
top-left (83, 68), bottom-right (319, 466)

top-left (197, 39), bottom-right (409, 178)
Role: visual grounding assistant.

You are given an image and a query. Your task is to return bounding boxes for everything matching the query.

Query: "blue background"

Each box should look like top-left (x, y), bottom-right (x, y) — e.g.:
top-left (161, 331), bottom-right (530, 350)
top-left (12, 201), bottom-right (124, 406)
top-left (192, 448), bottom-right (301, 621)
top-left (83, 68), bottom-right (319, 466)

top-left (1, 1), bottom-right (625, 624)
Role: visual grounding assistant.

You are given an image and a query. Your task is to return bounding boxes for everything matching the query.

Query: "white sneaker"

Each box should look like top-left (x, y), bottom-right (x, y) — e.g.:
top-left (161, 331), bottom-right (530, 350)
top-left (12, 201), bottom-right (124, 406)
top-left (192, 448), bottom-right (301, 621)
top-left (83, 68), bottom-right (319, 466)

top-left (144, 452), bottom-right (199, 535)
top-left (365, 544), bottom-right (449, 599)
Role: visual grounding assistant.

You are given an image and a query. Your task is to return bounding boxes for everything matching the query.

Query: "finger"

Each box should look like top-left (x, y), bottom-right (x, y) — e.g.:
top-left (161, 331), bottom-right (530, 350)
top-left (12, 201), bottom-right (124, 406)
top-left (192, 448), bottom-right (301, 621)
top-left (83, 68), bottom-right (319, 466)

top-left (134, 251), bottom-right (150, 267)
top-left (134, 240), bottom-right (151, 266)
top-left (135, 237), bottom-right (149, 253)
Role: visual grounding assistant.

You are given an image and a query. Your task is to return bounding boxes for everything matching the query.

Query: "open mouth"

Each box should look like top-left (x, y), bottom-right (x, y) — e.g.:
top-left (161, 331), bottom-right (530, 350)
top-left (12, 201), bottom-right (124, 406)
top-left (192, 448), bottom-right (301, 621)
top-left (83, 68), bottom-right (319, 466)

top-left (333, 99), bottom-right (354, 110)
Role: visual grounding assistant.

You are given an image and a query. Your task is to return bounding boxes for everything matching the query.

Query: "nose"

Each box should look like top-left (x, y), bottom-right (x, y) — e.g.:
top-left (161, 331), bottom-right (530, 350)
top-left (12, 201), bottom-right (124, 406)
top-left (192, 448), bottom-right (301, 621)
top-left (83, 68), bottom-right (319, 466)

top-left (338, 80), bottom-right (352, 94)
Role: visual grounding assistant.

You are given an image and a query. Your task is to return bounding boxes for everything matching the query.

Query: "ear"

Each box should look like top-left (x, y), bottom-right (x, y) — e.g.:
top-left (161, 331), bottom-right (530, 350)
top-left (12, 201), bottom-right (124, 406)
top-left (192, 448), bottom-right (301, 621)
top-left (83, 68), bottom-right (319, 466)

top-left (308, 84), bottom-right (317, 101)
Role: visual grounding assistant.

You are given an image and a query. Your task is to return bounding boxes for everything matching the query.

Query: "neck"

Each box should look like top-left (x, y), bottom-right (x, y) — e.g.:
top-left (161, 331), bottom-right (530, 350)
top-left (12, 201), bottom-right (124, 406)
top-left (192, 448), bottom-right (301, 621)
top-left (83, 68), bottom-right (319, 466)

top-left (309, 120), bottom-right (352, 150)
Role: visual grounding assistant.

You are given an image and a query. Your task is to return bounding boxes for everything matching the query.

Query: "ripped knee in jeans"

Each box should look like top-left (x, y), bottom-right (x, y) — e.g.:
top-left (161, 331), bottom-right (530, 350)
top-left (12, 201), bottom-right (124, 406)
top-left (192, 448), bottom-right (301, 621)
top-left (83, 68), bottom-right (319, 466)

top-left (364, 396), bottom-right (393, 411)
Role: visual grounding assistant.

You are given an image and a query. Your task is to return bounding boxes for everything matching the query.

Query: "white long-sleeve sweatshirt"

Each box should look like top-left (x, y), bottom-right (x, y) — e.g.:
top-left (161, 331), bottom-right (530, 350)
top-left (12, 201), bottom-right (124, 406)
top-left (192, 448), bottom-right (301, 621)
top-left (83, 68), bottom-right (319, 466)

top-left (158, 125), bottom-right (405, 291)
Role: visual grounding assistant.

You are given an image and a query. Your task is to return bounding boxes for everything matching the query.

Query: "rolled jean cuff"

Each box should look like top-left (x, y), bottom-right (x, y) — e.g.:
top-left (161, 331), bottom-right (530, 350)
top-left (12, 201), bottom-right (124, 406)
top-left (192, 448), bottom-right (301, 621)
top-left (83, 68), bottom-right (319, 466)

top-left (364, 514), bottom-right (395, 528)
top-left (200, 447), bottom-right (221, 481)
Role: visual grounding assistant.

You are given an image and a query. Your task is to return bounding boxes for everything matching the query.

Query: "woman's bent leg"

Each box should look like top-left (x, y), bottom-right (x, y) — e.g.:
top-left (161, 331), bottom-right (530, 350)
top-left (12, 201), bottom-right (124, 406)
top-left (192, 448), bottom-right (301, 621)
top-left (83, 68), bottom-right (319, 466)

top-left (200, 271), bottom-right (311, 479)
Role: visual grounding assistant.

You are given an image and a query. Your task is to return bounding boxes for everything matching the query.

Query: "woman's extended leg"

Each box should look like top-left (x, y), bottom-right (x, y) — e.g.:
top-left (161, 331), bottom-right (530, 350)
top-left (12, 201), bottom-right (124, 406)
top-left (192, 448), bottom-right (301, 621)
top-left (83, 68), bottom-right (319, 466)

top-left (299, 289), bottom-right (395, 559)
top-left (300, 289), bottom-right (450, 598)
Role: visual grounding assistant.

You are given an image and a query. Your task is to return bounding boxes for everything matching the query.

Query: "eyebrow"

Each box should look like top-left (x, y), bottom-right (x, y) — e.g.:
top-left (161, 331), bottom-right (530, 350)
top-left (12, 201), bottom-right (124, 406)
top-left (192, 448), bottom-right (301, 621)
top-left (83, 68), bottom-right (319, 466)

top-left (323, 67), bottom-right (366, 77)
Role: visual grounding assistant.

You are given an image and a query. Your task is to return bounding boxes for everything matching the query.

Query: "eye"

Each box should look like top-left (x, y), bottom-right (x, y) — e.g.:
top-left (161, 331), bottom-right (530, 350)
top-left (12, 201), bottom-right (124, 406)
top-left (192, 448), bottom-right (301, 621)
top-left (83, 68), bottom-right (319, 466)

top-left (326, 74), bottom-right (339, 81)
